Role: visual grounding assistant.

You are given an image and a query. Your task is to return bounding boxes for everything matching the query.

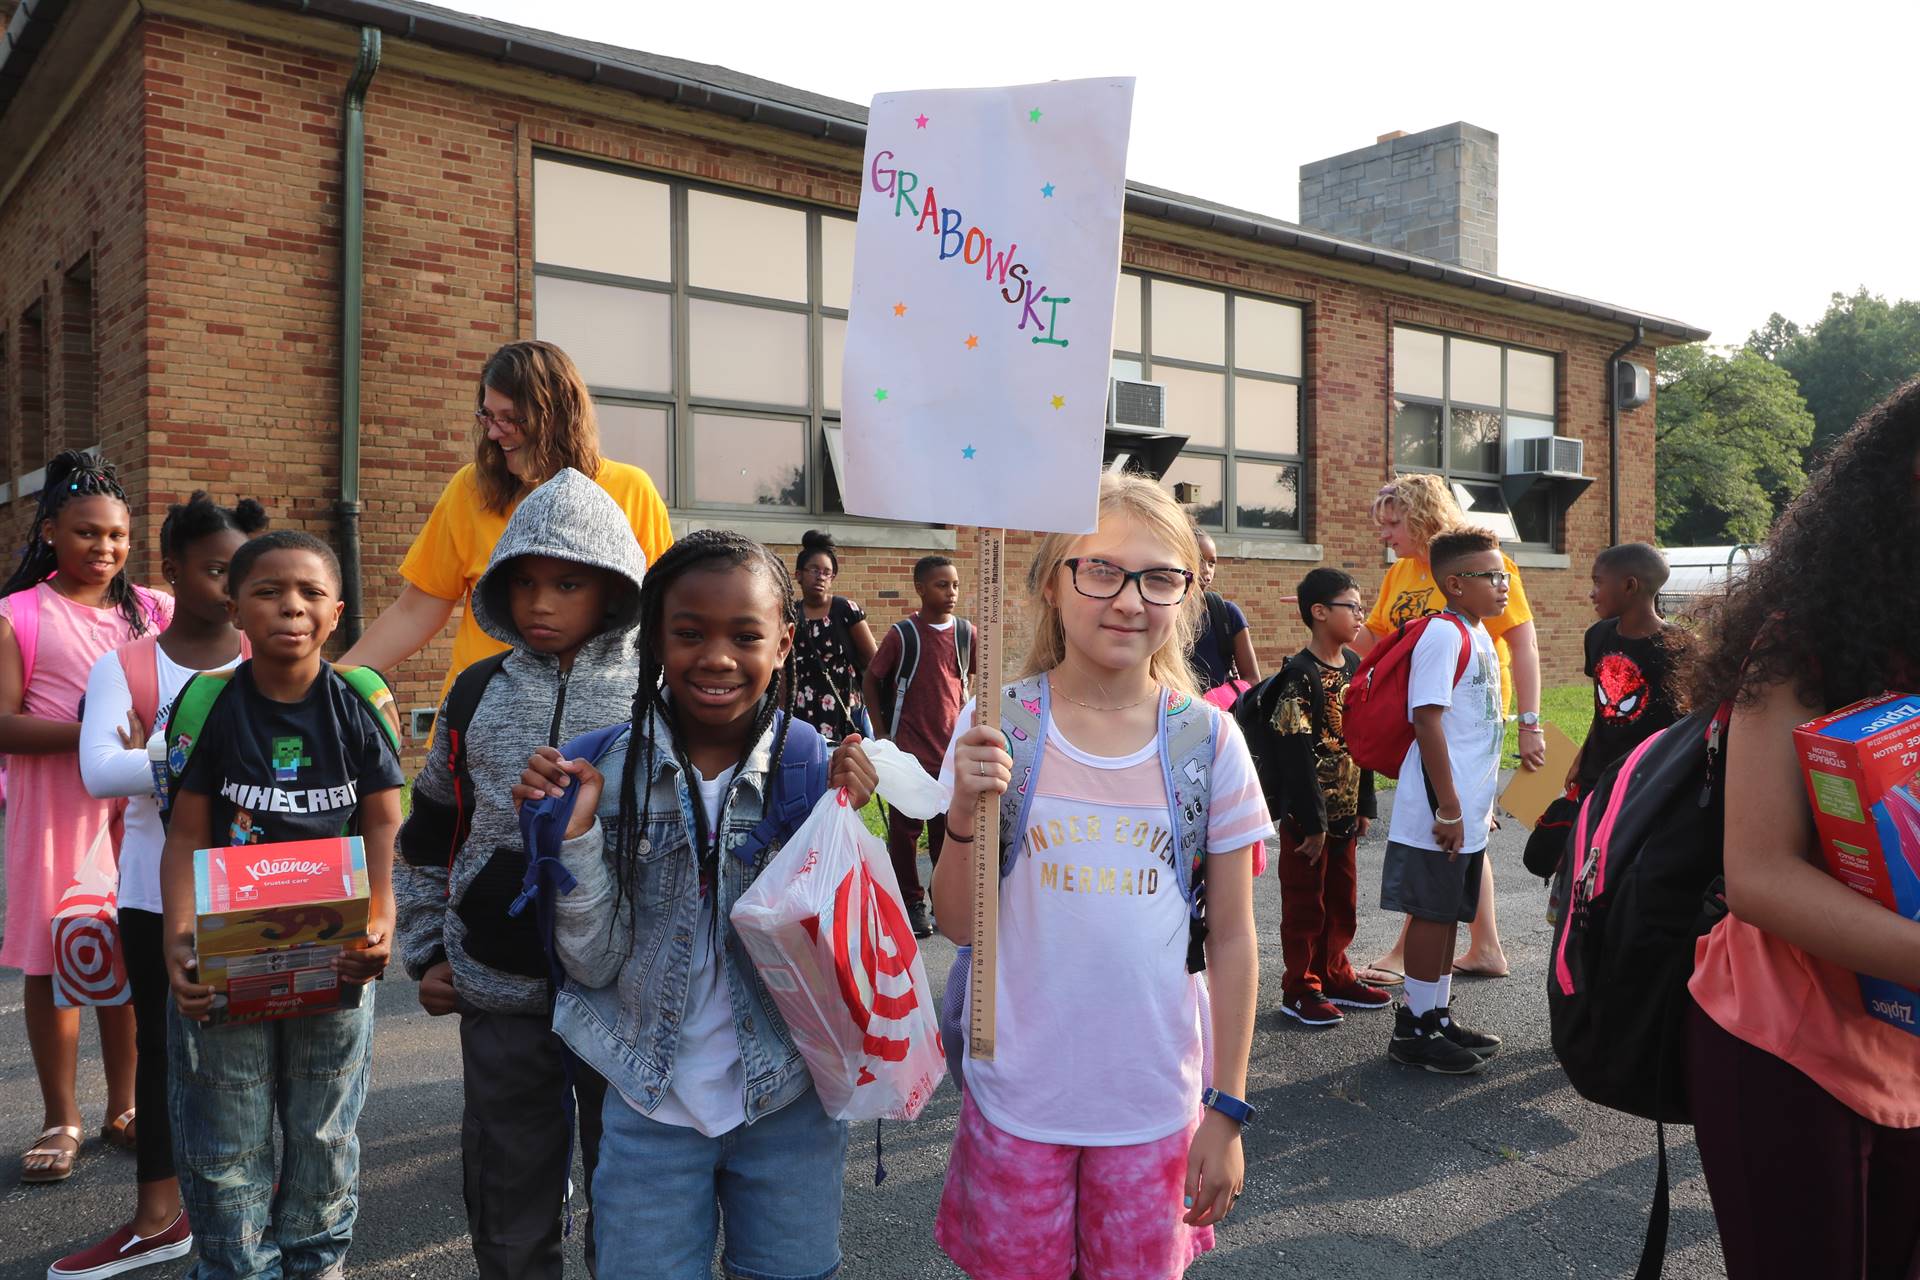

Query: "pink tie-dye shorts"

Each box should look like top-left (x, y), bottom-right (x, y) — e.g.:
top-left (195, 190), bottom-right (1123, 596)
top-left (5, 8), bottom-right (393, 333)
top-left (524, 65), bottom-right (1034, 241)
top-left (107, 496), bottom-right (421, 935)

top-left (935, 1092), bottom-right (1217, 1279)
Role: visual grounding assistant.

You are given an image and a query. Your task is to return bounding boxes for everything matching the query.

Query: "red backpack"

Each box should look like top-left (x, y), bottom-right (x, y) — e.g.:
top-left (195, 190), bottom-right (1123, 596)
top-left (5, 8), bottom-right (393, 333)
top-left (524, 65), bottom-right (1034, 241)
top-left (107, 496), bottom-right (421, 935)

top-left (1342, 613), bottom-right (1472, 778)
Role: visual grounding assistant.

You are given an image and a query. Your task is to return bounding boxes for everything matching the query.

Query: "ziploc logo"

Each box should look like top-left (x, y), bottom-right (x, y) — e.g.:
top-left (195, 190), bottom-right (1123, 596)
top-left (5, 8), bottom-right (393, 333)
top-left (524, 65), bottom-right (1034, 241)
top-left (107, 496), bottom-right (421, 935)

top-left (1859, 703), bottom-right (1920, 735)
top-left (1830, 696), bottom-right (1920, 740)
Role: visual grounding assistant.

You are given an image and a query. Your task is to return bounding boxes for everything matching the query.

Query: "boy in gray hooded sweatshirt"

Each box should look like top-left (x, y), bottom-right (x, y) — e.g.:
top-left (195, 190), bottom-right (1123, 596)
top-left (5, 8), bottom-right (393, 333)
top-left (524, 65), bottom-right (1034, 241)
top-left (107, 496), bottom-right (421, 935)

top-left (395, 468), bottom-right (649, 1280)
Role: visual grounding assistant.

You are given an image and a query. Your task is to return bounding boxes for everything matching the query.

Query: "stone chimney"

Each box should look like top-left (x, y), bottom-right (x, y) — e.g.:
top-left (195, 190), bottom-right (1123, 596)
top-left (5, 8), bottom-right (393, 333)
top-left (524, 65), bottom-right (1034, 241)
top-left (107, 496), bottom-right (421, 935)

top-left (1298, 123), bottom-right (1498, 274)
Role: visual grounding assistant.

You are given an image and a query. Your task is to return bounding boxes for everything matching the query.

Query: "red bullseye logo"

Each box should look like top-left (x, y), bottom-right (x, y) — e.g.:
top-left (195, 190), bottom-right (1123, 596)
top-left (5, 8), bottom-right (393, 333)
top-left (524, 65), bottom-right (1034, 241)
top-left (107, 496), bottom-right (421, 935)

top-left (831, 861), bottom-right (921, 1066)
top-left (53, 895), bottom-right (130, 1007)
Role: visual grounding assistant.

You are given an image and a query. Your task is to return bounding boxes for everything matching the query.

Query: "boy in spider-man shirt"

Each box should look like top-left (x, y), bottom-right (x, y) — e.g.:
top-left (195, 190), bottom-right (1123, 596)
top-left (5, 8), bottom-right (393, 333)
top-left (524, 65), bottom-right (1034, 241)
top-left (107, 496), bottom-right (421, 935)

top-left (1565, 542), bottom-right (1692, 798)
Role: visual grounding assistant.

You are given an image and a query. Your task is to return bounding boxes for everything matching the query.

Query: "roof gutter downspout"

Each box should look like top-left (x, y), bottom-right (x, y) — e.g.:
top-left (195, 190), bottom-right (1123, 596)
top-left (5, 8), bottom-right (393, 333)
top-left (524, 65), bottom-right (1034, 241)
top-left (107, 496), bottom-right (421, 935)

top-left (336, 26), bottom-right (381, 648)
top-left (1606, 321), bottom-right (1645, 546)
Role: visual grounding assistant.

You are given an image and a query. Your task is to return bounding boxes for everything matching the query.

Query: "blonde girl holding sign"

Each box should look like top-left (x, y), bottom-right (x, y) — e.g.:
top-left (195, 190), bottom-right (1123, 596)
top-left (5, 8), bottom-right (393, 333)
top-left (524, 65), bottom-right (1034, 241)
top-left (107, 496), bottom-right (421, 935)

top-left (931, 473), bottom-right (1269, 1279)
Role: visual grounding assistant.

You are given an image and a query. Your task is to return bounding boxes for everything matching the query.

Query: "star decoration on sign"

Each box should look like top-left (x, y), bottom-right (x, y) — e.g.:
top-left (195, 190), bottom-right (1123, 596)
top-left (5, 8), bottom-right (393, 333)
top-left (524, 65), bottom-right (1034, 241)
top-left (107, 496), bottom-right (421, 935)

top-left (1041, 182), bottom-right (1055, 198)
top-left (1050, 394), bottom-right (1065, 410)
top-left (962, 445), bottom-right (977, 459)
top-left (964, 334), bottom-right (979, 350)
top-left (1028, 108), bottom-right (1042, 123)
top-left (893, 302), bottom-right (907, 317)
top-left (914, 113), bottom-right (929, 129)
top-left (874, 388), bottom-right (889, 402)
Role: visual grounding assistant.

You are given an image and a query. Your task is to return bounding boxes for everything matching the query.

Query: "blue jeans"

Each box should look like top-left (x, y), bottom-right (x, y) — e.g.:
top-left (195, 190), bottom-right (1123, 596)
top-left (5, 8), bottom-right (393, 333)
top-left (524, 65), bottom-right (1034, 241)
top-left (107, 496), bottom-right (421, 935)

top-left (593, 1086), bottom-right (849, 1279)
top-left (167, 990), bottom-right (376, 1280)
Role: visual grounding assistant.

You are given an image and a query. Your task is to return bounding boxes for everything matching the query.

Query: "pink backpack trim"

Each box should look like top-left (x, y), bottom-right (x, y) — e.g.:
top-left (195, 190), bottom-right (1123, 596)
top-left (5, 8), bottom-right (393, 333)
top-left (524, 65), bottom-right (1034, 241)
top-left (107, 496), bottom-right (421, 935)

top-left (10, 582), bottom-right (169, 697)
top-left (116, 630), bottom-right (250, 730)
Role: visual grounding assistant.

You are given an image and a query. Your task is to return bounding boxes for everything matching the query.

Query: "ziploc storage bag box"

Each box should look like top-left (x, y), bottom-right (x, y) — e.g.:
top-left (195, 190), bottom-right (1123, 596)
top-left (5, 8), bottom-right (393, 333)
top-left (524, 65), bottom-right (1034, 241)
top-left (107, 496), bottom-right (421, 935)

top-left (193, 836), bottom-right (368, 1025)
top-left (1795, 693), bottom-right (1920, 1036)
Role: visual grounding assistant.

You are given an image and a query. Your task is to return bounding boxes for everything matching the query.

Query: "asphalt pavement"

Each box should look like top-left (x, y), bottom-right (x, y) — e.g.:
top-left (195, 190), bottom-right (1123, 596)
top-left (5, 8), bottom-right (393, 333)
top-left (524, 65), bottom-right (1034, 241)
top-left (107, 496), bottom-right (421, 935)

top-left (0, 814), bottom-right (1729, 1279)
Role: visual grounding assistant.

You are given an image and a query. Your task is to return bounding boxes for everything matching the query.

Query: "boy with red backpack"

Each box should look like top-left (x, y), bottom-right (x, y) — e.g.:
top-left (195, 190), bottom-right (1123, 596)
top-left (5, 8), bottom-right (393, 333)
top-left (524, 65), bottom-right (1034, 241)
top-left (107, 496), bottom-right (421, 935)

top-left (1351, 528), bottom-right (1507, 1074)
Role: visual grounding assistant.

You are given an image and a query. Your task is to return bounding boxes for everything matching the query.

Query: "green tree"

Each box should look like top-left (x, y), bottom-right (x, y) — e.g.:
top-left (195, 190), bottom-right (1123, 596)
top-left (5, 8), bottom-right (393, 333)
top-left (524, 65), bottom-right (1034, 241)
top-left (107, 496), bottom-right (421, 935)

top-left (1655, 344), bottom-right (1814, 546)
top-left (1749, 288), bottom-right (1920, 456)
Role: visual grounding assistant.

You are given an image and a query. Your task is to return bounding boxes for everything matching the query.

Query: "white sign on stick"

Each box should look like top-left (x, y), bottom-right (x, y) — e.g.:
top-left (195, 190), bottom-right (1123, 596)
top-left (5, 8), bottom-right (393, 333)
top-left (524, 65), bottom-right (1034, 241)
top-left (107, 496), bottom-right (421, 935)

top-left (840, 78), bottom-right (1135, 535)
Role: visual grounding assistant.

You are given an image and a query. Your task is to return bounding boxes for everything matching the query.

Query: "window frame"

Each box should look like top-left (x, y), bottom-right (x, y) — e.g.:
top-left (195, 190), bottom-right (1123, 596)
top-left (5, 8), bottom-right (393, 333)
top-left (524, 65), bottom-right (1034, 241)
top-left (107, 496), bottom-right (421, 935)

top-left (1119, 270), bottom-right (1307, 539)
top-left (531, 152), bottom-right (854, 518)
top-left (1391, 324), bottom-right (1560, 549)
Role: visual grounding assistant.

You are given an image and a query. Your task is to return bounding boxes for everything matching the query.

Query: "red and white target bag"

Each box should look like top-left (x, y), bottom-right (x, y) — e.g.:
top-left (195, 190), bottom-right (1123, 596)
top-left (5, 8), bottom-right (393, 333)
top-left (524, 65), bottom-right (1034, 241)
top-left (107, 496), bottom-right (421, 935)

top-left (52, 818), bottom-right (131, 1007)
top-left (730, 739), bottom-right (948, 1122)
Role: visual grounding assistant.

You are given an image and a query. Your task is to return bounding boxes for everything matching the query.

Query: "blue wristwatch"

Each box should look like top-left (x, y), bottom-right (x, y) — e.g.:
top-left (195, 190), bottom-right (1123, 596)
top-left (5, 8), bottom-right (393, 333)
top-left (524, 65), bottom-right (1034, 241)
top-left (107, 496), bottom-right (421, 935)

top-left (1201, 1088), bottom-right (1256, 1127)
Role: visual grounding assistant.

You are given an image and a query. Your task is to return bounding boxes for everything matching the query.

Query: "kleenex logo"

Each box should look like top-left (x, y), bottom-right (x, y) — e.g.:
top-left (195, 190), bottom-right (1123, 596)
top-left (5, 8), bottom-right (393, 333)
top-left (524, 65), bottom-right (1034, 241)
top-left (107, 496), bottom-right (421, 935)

top-left (246, 858), bottom-right (329, 881)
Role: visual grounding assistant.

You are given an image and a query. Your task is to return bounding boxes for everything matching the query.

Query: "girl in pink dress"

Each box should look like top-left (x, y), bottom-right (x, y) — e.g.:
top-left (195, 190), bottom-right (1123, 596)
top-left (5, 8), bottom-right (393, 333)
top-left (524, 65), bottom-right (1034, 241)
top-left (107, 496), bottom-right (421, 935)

top-left (0, 452), bottom-right (171, 1183)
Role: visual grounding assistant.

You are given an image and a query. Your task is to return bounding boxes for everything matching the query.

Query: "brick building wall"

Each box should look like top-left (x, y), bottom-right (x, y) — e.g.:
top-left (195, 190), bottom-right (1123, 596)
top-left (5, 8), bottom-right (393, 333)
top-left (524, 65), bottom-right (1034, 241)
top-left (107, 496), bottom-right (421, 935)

top-left (0, 26), bottom-right (150, 565)
top-left (0, 4), bottom-right (1661, 765)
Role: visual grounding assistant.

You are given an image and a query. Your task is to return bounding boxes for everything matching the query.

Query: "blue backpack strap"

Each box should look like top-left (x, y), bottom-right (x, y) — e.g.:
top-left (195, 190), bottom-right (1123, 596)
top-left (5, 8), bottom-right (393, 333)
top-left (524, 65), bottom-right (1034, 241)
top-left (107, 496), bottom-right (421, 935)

top-left (735, 711), bottom-right (831, 867)
top-left (508, 718), bottom-right (629, 1244)
top-left (996, 676), bottom-right (1048, 877)
top-left (1157, 690), bottom-right (1217, 974)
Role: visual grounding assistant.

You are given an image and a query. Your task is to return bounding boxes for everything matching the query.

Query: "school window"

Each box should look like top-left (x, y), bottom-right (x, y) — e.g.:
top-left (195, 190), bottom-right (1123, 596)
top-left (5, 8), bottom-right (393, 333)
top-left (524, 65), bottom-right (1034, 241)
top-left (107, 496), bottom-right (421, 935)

top-left (1391, 326), bottom-right (1558, 546)
top-left (17, 300), bottom-right (47, 477)
top-left (0, 327), bottom-right (10, 478)
top-left (1113, 272), bottom-right (1305, 537)
top-left (60, 258), bottom-right (96, 453)
top-left (531, 154), bottom-right (853, 515)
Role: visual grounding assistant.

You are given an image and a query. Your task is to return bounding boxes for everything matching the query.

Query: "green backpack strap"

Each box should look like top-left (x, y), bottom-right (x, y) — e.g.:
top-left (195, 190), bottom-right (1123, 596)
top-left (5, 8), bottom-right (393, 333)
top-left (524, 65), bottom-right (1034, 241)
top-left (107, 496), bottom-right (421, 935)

top-left (334, 665), bottom-right (401, 754)
top-left (158, 670), bottom-right (239, 821)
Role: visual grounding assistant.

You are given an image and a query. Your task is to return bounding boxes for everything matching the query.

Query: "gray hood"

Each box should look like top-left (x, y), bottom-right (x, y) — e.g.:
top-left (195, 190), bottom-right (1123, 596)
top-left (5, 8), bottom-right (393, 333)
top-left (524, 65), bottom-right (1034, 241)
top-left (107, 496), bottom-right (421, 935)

top-left (471, 468), bottom-right (648, 646)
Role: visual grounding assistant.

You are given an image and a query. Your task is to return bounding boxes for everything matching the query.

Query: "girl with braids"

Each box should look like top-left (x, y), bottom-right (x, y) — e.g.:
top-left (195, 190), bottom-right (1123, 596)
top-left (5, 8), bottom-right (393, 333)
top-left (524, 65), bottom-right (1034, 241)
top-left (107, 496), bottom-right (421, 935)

top-left (518, 529), bottom-right (877, 1280)
top-left (1683, 377), bottom-right (1920, 1278)
top-left (0, 450), bottom-right (171, 1185)
top-left (58, 492), bottom-right (265, 1275)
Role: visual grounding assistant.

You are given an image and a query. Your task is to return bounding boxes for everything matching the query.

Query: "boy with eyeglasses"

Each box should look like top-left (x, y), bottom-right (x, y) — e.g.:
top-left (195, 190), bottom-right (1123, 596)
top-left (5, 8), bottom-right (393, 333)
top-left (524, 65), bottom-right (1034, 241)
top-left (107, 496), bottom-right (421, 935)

top-left (1381, 530), bottom-right (1507, 1075)
top-left (1265, 569), bottom-right (1389, 1027)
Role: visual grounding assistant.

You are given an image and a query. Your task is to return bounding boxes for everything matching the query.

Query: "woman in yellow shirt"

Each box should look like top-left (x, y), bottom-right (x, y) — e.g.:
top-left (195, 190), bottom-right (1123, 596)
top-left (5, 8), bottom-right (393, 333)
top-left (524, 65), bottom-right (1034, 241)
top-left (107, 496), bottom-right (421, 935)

top-left (342, 341), bottom-right (674, 707)
top-left (1352, 474), bottom-right (1544, 983)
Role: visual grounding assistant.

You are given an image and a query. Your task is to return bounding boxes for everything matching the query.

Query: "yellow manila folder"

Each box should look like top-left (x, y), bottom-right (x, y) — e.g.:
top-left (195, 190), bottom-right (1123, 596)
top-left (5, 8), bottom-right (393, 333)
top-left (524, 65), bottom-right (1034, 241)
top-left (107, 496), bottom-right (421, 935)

top-left (1498, 723), bottom-right (1580, 829)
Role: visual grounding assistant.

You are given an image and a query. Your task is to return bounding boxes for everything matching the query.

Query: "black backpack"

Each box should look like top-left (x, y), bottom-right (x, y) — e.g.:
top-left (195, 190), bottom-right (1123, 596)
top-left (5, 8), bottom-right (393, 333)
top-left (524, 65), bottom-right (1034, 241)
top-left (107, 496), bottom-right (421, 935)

top-left (1232, 653), bottom-right (1323, 812)
top-left (877, 616), bottom-right (973, 737)
top-left (1546, 701), bottom-right (1732, 1280)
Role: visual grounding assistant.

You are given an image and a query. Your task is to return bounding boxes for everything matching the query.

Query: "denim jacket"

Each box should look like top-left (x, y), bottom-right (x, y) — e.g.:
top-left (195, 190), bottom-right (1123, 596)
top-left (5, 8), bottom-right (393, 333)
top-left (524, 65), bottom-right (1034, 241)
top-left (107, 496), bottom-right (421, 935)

top-left (549, 713), bottom-right (818, 1124)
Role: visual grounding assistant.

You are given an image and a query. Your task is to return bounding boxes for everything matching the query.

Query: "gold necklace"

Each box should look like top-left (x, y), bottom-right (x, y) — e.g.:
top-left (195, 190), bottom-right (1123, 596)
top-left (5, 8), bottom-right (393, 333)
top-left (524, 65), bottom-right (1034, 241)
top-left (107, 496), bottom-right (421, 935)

top-left (1050, 679), bottom-right (1159, 712)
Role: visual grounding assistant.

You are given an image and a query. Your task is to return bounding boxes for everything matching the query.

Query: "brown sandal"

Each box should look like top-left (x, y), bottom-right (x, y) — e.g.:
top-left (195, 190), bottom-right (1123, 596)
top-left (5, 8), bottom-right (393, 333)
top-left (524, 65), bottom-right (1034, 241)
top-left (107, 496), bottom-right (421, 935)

top-left (102, 1108), bottom-right (137, 1151)
top-left (21, 1124), bottom-right (82, 1183)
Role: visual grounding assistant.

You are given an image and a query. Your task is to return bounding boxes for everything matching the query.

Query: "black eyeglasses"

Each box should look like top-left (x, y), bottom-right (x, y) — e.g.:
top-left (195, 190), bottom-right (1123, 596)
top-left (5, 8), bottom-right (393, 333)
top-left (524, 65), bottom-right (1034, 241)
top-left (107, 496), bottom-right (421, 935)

top-left (474, 408), bottom-right (526, 431)
top-left (1456, 570), bottom-right (1512, 587)
top-left (1063, 558), bottom-right (1193, 606)
top-left (1324, 601), bottom-right (1367, 615)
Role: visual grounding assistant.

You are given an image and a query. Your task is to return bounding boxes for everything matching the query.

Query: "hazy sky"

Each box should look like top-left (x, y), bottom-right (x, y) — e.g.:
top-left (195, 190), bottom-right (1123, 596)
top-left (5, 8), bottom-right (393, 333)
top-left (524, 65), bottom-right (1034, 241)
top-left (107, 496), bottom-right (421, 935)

top-left (447, 0), bottom-right (1918, 347)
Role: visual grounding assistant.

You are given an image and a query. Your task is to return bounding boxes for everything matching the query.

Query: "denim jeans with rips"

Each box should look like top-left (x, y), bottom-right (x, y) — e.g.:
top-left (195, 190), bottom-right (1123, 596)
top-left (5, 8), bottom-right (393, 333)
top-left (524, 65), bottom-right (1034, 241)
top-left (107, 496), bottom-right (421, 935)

top-left (167, 988), bottom-right (376, 1280)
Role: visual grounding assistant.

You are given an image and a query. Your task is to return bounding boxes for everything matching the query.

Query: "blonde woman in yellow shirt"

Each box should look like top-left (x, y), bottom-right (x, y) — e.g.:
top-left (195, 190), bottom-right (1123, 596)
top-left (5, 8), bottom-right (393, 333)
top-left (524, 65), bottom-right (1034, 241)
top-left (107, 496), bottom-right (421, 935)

top-left (1351, 474), bottom-right (1544, 983)
top-left (343, 341), bottom-right (674, 708)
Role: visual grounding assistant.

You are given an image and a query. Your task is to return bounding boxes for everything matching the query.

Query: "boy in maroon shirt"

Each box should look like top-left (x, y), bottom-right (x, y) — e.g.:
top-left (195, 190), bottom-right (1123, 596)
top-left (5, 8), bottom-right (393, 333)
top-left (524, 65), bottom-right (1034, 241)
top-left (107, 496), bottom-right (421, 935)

top-left (863, 556), bottom-right (975, 937)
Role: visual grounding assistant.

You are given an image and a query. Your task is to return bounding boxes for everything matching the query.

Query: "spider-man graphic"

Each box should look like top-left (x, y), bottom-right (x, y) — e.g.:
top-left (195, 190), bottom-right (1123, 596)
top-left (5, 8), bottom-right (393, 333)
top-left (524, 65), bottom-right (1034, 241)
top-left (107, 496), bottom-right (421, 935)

top-left (1594, 652), bottom-right (1650, 723)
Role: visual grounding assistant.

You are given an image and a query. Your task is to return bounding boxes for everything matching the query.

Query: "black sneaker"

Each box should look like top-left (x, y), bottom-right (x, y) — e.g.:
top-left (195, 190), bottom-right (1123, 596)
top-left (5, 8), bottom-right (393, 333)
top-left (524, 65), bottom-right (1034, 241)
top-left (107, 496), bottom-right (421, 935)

top-left (1387, 1005), bottom-right (1488, 1075)
top-left (1435, 1006), bottom-right (1502, 1059)
top-left (906, 900), bottom-right (934, 939)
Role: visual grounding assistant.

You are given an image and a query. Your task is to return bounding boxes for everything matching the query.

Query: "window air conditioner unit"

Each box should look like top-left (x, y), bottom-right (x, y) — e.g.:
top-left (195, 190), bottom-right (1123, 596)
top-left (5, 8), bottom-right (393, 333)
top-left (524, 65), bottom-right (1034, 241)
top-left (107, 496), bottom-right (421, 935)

top-left (1108, 378), bottom-right (1166, 431)
top-left (1512, 435), bottom-right (1585, 477)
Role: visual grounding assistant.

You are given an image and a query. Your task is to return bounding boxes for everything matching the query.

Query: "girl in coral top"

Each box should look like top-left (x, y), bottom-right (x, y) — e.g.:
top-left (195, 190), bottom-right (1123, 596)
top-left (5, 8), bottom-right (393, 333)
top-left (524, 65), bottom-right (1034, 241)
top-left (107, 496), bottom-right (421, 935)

top-left (1686, 376), bottom-right (1920, 1279)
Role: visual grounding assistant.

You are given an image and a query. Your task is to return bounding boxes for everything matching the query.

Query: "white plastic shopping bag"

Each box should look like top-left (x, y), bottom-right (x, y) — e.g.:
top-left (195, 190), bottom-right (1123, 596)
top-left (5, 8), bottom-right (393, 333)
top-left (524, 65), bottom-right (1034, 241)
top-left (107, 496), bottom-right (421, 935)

top-left (730, 739), bottom-right (949, 1121)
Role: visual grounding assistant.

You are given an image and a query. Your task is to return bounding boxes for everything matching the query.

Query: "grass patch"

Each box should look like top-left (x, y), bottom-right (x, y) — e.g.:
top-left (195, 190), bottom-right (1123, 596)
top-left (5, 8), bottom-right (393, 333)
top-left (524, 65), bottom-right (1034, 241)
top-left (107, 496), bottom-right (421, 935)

top-left (1501, 682), bottom-right (1594, 771)
top-left (1374, 681), bottom-right (1594, 791)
